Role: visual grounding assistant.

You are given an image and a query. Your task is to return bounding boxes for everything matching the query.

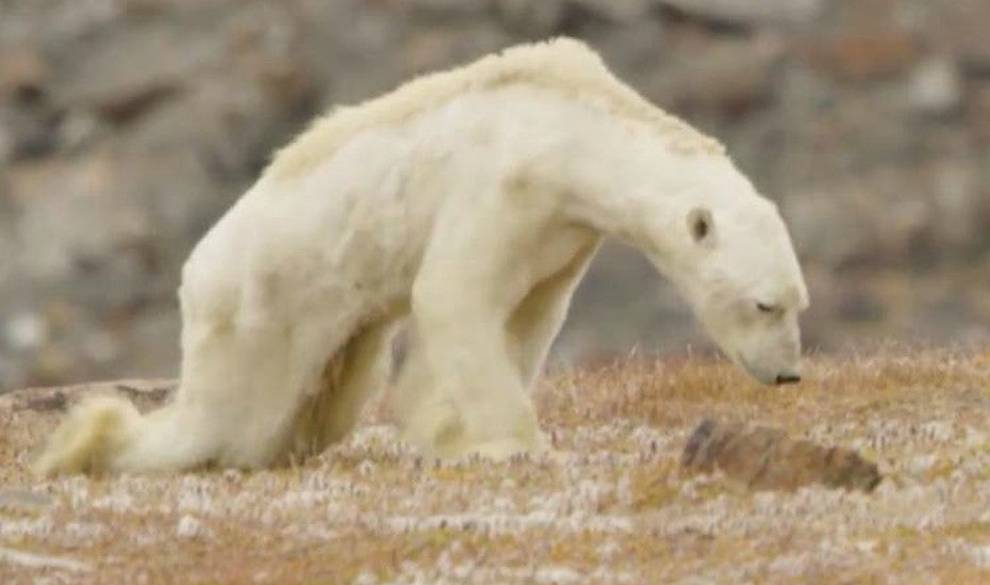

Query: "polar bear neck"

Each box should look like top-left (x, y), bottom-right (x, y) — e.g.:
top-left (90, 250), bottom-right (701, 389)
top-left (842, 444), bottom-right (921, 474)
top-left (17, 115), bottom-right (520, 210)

top-left (264, 38), bottom-right (723, 181)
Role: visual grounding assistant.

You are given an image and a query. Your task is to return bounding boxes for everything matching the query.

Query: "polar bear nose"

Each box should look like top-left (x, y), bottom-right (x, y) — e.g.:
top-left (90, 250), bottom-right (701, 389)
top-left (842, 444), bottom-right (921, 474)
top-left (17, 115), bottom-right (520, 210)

top-left (775, 373), bottom-right (801, 385)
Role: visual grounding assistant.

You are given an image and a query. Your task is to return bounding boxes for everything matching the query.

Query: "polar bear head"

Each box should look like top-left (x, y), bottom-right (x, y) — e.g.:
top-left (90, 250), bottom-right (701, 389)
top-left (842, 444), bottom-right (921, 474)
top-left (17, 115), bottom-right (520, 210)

top-left (659, 161), bottom-right (809, 386)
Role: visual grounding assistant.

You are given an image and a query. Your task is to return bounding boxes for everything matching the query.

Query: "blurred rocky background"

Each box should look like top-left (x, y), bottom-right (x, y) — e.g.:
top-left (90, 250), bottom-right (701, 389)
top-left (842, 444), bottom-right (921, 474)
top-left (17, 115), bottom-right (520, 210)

top-left (1, 0), bottom-right (989, 390)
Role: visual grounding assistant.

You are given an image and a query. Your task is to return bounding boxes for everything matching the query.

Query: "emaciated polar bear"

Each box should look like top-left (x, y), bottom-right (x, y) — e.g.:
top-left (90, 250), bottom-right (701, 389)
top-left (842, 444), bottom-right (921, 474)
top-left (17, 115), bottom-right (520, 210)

top-left (35, 38), bottom-right (808, 475)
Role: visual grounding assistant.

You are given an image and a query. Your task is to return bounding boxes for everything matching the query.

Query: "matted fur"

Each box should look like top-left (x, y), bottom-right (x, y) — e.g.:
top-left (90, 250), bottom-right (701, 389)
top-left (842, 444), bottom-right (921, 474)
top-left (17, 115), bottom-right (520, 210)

top-left (266, 37), bottom-right (722, 180)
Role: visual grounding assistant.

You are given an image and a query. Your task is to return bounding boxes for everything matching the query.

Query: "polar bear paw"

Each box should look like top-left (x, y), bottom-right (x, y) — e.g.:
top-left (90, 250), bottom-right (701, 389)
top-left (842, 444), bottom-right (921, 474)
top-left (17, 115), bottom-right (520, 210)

top-left (446, 430), bottom-right (553, 462)
top-left (466, 438), bottom-right (536, 461)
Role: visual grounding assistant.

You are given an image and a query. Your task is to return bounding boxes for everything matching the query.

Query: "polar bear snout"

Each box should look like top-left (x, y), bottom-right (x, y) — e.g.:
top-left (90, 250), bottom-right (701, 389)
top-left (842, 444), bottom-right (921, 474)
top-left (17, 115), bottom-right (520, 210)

top-left (723, 312), bottom-right (804, 387)
top-left (736, 351), bottom-right (802, 387)
top-left (774, 371), bottom-right (802, 385)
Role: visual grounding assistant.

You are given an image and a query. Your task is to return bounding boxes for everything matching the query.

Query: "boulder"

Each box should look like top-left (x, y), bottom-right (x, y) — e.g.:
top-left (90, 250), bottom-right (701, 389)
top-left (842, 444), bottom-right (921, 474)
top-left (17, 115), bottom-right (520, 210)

top-left (659, 0), bottom-right (826, 27)
top-left (682, 419), bottom-right (882, 492)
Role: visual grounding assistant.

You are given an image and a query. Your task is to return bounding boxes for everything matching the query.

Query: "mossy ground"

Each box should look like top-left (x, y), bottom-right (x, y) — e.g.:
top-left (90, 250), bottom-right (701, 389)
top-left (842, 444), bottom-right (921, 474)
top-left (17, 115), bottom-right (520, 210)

top-left (2, 349), bottom-right (990, 583)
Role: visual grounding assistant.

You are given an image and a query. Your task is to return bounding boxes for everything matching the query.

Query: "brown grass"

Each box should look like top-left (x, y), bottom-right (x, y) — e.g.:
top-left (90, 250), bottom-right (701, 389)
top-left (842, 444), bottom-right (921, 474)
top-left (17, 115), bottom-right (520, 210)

top-left (2, 349), bottom-right (990, 583)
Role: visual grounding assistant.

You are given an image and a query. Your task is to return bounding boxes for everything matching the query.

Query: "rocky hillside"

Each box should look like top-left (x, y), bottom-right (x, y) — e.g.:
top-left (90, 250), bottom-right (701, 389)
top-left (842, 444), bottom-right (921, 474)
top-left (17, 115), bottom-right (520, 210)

top-left (1, 0), bottom-right (989, 388)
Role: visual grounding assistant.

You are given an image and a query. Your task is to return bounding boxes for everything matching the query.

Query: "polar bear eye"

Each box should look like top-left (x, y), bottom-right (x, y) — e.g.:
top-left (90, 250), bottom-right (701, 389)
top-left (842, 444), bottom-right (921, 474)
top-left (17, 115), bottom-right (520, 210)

top-left (687, 207), bottom-right (714, 244)
top-left (756, 302), bottom-right (777, 314)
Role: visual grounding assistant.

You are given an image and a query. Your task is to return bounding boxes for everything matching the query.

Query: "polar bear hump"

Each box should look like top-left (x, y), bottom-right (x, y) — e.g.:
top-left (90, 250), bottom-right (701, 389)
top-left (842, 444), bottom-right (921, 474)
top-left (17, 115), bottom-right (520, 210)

top-left (265, 37), bottom-right (722, 181)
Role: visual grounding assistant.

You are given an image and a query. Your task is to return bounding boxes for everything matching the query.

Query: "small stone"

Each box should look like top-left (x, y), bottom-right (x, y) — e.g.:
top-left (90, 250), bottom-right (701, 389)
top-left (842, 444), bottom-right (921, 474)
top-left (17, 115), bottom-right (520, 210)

top-left (682, 419), bottom-right (882, 492)
top-left (176, 514), bottom-right (207, 539)
top-left (4, 312), bottom-right (48, 351)
top-left (0, 489), bottom-right (54, 512)
top-left (58, 109), bottom-right (102, 152)
top-left (909, 57), bottom-right (962, 116)
top-left (352, 571), bottom-right (378, 585)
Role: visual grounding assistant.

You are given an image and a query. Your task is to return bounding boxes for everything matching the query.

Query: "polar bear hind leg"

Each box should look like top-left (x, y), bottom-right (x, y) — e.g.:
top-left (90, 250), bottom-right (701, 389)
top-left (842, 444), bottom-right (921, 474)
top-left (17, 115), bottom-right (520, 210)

top-left (36, 306), bottom-right (314, 474)
top-left (289, 316), bottom-right (400, 458)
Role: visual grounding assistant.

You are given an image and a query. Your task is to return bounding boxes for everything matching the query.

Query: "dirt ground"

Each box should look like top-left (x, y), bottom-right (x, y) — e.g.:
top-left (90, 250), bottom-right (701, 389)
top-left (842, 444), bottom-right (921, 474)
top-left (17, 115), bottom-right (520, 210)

top-left (2, 349), bottom-right (990, 584)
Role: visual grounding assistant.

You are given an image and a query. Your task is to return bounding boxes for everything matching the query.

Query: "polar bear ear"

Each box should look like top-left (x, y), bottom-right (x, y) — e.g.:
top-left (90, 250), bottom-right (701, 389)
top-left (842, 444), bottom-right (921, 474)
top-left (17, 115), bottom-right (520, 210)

top-left (687, 207), bottom-right (715, 245)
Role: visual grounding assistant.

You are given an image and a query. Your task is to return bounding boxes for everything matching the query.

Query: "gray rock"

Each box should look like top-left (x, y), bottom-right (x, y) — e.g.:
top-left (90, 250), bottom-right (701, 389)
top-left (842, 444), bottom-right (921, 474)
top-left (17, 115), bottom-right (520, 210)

top-left (0, 46), bottom-right (60, 160)
top-left (0, 489), bottom-right (54, 512)
top-left (0, 120), bottom-right (12, 164)
top-left (659, 0), bottom-right (826, 27)
top-left (969, 82), bottom-right (990, 141)
top-left (52, 20), bottom-right (215, 121)
top-left (649, 35), bottom-right (785, 114)
top-left (493, 0), bottom-right (567, 36)
top-left (3, 312), bottom-right (48, 352)
top-left (571, 0), bottom-right (655, 23)
top-left (909, 57), bottom-right (962, 116)
top-left (936, 0), bottom-right (990, 72)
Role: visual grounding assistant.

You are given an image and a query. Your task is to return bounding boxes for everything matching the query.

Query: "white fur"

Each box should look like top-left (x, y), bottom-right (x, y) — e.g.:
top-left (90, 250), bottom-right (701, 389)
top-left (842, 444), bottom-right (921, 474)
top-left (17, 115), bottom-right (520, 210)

top-left (34, 38), bottom-right (808, 475)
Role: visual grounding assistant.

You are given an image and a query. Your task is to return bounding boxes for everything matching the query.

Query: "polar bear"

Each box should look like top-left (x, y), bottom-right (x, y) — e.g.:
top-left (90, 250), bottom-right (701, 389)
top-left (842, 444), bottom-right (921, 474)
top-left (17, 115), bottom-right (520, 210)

top-left (34, 38), bottom-right (808, 475)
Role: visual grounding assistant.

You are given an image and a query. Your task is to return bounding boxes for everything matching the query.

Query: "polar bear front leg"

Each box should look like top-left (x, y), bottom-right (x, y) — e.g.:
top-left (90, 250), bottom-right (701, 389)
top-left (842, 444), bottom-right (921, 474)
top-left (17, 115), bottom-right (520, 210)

top-left (506, 240), bottom-right (599, 386)
top-left (393, 304), bottom-right (544, 461)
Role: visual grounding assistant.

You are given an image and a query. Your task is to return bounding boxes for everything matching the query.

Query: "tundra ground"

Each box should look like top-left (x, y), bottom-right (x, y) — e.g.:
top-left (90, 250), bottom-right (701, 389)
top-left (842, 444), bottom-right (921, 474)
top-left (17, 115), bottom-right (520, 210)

top-left (2, 349), bottom-right (990, 584)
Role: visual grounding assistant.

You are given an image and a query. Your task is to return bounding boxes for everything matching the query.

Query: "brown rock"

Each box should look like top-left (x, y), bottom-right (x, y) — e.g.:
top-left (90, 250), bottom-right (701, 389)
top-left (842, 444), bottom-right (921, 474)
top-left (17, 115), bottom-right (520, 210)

top-left (0, 47), bottom-right (58, 159)
top-left (937, 0), bottom-right (990, 72)
top-left (0, 47), bottom-right (49, 103)
top-left (82, 79), bottom-right (181, 125)
top-left (651, 35), bottom-right (784, 115)
top-left (114, 382), bottom-right (174, 409)
top-left (682, 419), bottom-right (882, 492)
top-left (807, 31), bottom-right (919, 81)
top-left (15, 389), bottom-right (67, 413)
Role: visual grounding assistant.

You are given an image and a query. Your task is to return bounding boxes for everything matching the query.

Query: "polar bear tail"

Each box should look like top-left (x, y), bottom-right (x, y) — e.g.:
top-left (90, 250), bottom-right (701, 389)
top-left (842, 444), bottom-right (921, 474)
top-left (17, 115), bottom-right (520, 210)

top-left (33, 396), bottom-right (208, 476)
top-left (32, 396), bottom-right (141, 476)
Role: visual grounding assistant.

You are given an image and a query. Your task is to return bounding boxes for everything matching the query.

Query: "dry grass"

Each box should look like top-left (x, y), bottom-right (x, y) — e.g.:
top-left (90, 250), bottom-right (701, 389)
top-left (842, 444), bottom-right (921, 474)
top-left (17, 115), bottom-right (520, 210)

top-left (2, 349), bottom-right (990, 583)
